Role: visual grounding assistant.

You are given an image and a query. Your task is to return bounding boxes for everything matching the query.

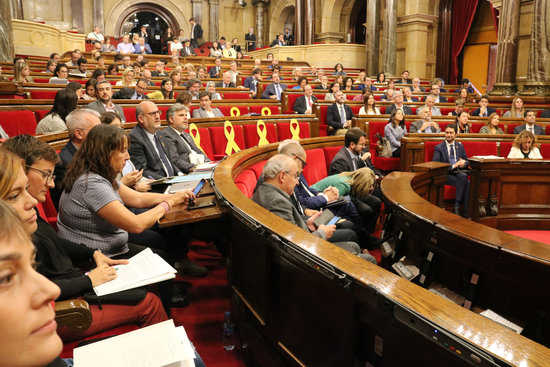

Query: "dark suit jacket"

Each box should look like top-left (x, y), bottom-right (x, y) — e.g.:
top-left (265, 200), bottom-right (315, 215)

top-left (396, 78), bottom-right (412, 84)
top-left (432, 141), bottom-right (468, 172)
top-left (385, 104), bottom-right (413, 116)
top-left (112, 87), bottom-right (149, 100)
top-left (181, 46), bottom-right (196, 57)
top-left (243, 76), bottom-right (259, 93)
top-left (292, 95), bottom-right (318, 114)
top-left (470, 107), bottom-right (497, 117)
top-left (52, 142), bottom-right (77, 208)
top-left (86, 100), bottom-right (126, 122)
top-left (513, 124), bottom-right (545, 135)
top-left (215, 81), bottom-right (236, 88)
top-left (157, 127), bottom-right (209, 173)
top-left (252, 182), bottom-right (325, 239)
top-left (245, 33), bottom-right (256, 50)
top-left (191, 24), bottom-right (203, 40)
top-left (540, 109), bottom-right (550, 118)
top-left (129, 125), bottom-right (180, 179)
top-left (329, 147), bottom-right (380, 176)
top-left (294, 175), bottom-right (327, 210)
top-left (315, 84), bottom-right (329, 90)
top-left (326, 103), bottom-right (353, 129)
top-left (208, 66), bottom-right (222, 78)
top-left (261, 83), bottom-right (287, 99)
top-left (151, 71), bottom-right (167, 77)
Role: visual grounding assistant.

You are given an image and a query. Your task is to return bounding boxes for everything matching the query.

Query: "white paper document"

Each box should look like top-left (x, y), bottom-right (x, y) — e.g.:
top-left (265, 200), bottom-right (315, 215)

top-left (93, 248), bottom-right (177, 296)
top-left (480, 309), bottom-right (523, 334)
top-left (74, 319), bottom-right (196, 367)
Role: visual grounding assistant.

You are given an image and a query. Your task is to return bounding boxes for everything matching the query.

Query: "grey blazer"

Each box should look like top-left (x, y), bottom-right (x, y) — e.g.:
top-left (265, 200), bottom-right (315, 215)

top-left (157, 127), bottom-right (210, 173)
top-left (252, 182), bottom-right (325, 239)
top-left (410, 119), bottom-right (441, 133)
top-left (192, 107), bottom-right (224, 119)
top-left (86, 100), bottom-right (126, 122)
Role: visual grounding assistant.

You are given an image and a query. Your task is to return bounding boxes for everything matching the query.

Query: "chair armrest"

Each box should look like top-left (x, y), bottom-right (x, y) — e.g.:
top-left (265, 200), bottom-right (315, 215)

top-left (55, 299), bottom-right (92, 331)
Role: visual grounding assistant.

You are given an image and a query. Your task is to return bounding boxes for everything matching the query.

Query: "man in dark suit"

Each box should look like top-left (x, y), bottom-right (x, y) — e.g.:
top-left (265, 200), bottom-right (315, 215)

top-left (158, 104), bottom-right (210, 174)
top-left (150, 60), bottom-right (167, 77)
top-left (245, 27), bottom-right (256, 51)
top-left (315, 75), bottom-right (330, 90)
top-left (429, 83), bottom-right (447, 103)
top-left (470, 95), bottom-right (496, 117)
top-left (385, 90), bottom-right (413, 116)
top-left (396, 70), bottom-right (412, 84)
top-left (52, 109), bottom-right (100, 207)
top-left (326, 91), bottom-right (353, 134)
top-left (252, 154), bottom-right (376, 263)
top-left (293, 85), bottom-right (317, 114)
top-left (261, 72), bottom-right (287, 100)
top-left (87, 80), bottom-right (126, 122)
top-left (433, 124), bottom-right (470, 217)
top-left (192, 92), bottom-right (224, 118)
top-left (243, 68), bottom-right (262, 98)
top-left (215, 71), bottom-right (236, 88)
top-left (129, 101), bottom-right (181, 179)
top-left (189, 17), bottom-right (203, 49)
top-left (513, 110), bottom-right (545, 135)
top-left (181, 39), bottom-right (196, 57)
top-left (329, 128), bottom-right (382, 233)
top-left (208, 57), bottom-right (223, 78)
top-left (283, 29), bottom-right (294, 46)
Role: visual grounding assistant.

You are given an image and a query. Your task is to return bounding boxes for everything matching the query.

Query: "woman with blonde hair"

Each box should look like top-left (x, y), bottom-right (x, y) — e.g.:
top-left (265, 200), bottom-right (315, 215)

top-left (14, 62), bottom-right (33, 83)
top-left (503, 96), bottom-right (525, 118)
top-left (205, 81), bottom-right (222, 100)
top-left (507, 130), bottom-right (543, 159)
top-left (479, 112), bottom-right (504, 134)
top-left (312, 166), bottom-right (376, 202)
top-left (115, 68), bottom-right (136, 87)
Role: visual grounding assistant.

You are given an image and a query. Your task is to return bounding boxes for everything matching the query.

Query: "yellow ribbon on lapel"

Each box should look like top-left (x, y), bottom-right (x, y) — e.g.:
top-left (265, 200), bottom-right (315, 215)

top-left (230, 107), bottom-right (240, 117)
top-left (261, 107), bottom-right (272, 116)
top-left (290, 118), bottom-right (301, 140)
top-left (224, 120), bottom-right (241, 155)
top-left (188, 123), bottom-right (205, 153)
top-left (256, 120), bottom-right (269, 146)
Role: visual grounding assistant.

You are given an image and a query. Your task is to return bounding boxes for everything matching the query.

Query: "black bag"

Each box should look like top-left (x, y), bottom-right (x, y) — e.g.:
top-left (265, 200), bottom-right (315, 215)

top-left (83, 288), bottom-right (147, 306)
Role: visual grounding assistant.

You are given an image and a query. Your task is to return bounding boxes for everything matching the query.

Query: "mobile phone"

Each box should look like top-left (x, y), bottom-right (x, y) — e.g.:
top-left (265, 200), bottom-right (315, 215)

top-left (193, 179), bottom-right (206, 196)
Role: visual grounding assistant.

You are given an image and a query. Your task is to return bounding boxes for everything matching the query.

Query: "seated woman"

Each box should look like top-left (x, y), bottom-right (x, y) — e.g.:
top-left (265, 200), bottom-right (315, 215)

top-left (479, 113), bottom-right (504, 134)
top-left (358, 93), bottom-right (381, 115)
top-left (384, 110), bottom-right (407, 158)
top-left (49, 64), bottom-right (69, 85)
top-left (333, 63), bottom-right (346, 76)
top-left (206, 81), bottom-right (222, 100)
top-left (115, 68), bottom-right (136, 87)
top-left (454, 111), bottom-right (471, 134)
top-left (376, 72), bottom-right (386, 85)
top-left (291, 76), bottom-right (308, 90)
top-left (148, 78), bottom-right (174, 100)
top-left (342, 77), bottom-right (354, 92)
top-left (503, 96), bottom-right (525, 118)
top-left (507, 130), bottom-right (543, 159)
top-left (312, 166), bottom-right (376, 204)
top-left (83, 78), bottom-right (97, 100)
top-left (14, 62), bottom-right (34, 83)
top-left (457, 87), bottom-right (475, 104)
top-left (176, 91), bottom-right (193, 119)
top-left (324, 82), bottom-right (341, 101)
top-left (36, 89), bottom-right (78, 135)
top-left (45, 59), bottom-right (57, 74)
top-left (0, 145), bottom-right (168, 342)
top-left (210, 41), bottom-right (222, 57)
top-left (170, 70), bottom-right (183, 87)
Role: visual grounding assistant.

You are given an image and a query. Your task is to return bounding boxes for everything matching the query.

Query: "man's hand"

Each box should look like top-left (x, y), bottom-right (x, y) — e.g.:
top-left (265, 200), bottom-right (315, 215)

top-left (269, 95), bottom-right (278, 99)
top-left (87, 264), bottom-right (118, 287)
top-left (304, 209), bottom-right (320, 217)
top-left (306, 211), bottom-right (321, 232)
top-left (361, 152), bottom-right (371, 161)
top-left (323, 187), bottom-right (339, 202)
top-left (344, 120), bottom-right (352, 128)
top-left (93, 250), bottom-right (128, 267)
top-left (317, 224), bottom-right (336, 239)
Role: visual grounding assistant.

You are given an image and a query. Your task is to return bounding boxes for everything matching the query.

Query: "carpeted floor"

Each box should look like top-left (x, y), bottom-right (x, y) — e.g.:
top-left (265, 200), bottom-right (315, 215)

top-left (504, 230), bottom-right (550, 245)
top-left (171, 241), bottom-right (246, 367)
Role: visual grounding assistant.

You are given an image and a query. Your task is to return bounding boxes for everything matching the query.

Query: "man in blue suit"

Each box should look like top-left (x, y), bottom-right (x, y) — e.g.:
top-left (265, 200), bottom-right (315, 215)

top-left (433, 124), bottom-right (470, 217)
top-left (261, 72), bottom-right (287, 100)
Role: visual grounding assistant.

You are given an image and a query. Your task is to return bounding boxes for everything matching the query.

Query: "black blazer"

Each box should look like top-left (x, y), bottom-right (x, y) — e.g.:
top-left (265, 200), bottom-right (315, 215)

top-left (157, 127), bottom-right (210, 173)
top-left (129, 125), bottom-right (180, 179)
top-left (261, 83), bottom-right (287, 99)
top-left (470, 107), bottom-right (497, 117)
top-left (513, 124), bottom-right (545, 135)
top-left (52, 141), bottom-right (77, 208)
top-left (209, 66), bottom-right (222, 78)
top-left (326, 103), bottom-right (353, 129)
top-left (433, 141), bottom-right (468, 172)
top-left (191, 24), bottom-right (203, 40)
top-left (329, 147), bottom-right (379, 176)
top-left (385, 104), bottom-right (413, 116)
top-left (292, 95), bottom-right (318, 114)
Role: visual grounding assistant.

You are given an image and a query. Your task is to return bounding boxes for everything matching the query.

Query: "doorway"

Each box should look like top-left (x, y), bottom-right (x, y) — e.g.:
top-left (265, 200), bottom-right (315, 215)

top-left (349, 0), bottom-right (366, 44)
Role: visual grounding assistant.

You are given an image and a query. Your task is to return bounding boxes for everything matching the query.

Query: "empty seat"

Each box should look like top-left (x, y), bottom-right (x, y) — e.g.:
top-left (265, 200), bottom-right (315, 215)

top-left (0, 110), bottom-right (38, 136)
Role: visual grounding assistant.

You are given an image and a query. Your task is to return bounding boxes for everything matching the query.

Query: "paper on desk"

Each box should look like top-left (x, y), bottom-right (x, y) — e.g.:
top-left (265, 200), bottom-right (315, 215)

top-left (165, 172), bottom-right (212, 184)
top-left (74, 319), bottom-right (196, 367)
top-left (480, 309), bottom-right (523, 334)
top-left (195, 161), bottom-right (218, 171)
top-left (93, 248), bottom-right (177, 296)
top-left (471, 155), bottom-right (505, 159)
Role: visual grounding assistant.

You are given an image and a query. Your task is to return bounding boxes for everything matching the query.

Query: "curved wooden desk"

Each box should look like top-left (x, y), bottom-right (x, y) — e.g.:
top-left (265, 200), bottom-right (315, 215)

top-left (212, 137), bottom-right (550, 367)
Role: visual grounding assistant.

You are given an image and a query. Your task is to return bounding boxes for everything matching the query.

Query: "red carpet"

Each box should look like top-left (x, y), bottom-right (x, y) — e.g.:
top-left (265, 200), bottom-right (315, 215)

top-left (171, 241), bottom-right (246, 367)
top-left (504, 230), bottom-right (550, 245)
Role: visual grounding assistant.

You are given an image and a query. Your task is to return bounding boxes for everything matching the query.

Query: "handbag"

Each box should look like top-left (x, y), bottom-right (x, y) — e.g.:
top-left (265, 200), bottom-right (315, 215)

top-left (375, 133), bottom-right (392, 158)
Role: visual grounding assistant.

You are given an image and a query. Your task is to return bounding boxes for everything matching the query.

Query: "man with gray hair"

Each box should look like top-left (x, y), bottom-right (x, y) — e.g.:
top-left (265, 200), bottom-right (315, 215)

top-left (52, 108), bottom-right (101, 207)
top-left (385, 89), bottom-right (412, 115)
top-left (253, 154), bottom-right (376, 264)
top-left (216, 71), bottom-right (236, 88)
top-left (158, 103), bottom-right (210, 173)
top-left (417, 94), bottom-right (442, 116)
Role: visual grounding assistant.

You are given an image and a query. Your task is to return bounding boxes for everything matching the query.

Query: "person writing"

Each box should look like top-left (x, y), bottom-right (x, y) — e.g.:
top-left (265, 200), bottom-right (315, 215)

top-left (507, 130), bottom-right (543, 159)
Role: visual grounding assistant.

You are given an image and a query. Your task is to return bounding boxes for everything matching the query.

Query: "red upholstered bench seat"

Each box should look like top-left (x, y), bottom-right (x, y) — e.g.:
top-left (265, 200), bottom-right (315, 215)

top-left (0, 110), bottom-right (37, 136)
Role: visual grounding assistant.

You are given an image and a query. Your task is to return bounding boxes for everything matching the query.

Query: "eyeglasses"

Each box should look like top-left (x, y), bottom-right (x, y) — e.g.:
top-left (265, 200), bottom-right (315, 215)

top-left (293, 154), bottom-right (307, 168)
top-left (26, 165), bottom-right (55, 182)
top-left (284, 170), bottom-right (299, 180)
top-left (145, 110), bottom-right (161, 116)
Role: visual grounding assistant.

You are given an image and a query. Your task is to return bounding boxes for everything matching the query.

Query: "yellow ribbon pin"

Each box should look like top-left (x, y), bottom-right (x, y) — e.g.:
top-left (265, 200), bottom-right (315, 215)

top-left (188, 123), bottom-right (205, 153)
top-left (290, 119), bottom-right (301, 140)
top-left (256, 120), bottom-right (269, 146)
top-left (230, 107), bottom-right (240, 117)
top-left (224, 120), bottom-right (241, 155)
top-left (261, 107), bottom-right (272, 116)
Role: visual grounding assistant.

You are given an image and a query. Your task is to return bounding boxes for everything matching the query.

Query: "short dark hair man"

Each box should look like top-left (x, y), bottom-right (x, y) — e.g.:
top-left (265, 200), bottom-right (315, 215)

top-left (243, 68), bottom-right (262, 98)
top-left (432, 124), bottom-right (470, 216)
top-left (292, 85), bottom-right (317, 114)
top-left (470, 95), bottom-right (496, 117)
top-left (513, 110), bottom-right (545, 135)
top-left (192, 92), bottom-right (224, 118)
top-left (87, 80), bottom-right (126, 120)
top-left (326, 91), bottom-right (353, 135)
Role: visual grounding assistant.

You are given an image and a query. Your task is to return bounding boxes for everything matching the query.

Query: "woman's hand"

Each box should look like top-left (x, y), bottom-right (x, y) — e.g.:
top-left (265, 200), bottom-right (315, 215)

top-left (93, 250), bottom-right (128, 267)
top-left (87, 264), bottom-right (118, 287)
top-left (167, 190), bottom-right (195, 207)
top-left (121, 169), bottom-right (143, 187)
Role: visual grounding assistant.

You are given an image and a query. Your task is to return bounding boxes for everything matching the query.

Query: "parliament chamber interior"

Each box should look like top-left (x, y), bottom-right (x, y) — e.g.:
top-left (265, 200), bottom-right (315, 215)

top-left (0, 0), bottom-right (549, 366)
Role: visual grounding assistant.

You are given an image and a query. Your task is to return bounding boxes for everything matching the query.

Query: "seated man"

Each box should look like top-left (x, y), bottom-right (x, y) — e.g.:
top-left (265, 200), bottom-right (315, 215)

top-left (410, 107), bottom-right (441, 133)
top-left (87, 80), bottom-right (127, 121)
top-left (396, 70), bottom-right (412, 84)
top-left (385, 90), bottom-right (412, 115)
top-left (433, 124), bottom-right (470, 217)
top-left (113, 78), bottom-right (150, 100)
top-left (187, 79), bottom-right (201, 100)
top-left (151, 60), bottom-right (167, 77)
top-left (292, 85), bottom-right (317, 114)
top-left (429, 83), bottom-right (447, 103)
top-left (208, 57), bottom-right (223, 78)
top-left (134, 37), bottom-right (152, 54)
top-left (253, 154), bottom-right (376, 264)
top-left (470, 94), bottom-right (496, 117)
top-left (261, 72), bottom-right (287, 100)
top-left (181, 39), bottom-right (196, 57)
top-left (326, 90), bottom-right (353, 135)
top-left (129, 100), bottom-right (181, 179)
top-left (243, 68), bottom-right (262, 98)
top-left (192, 91), bottom-right (224, 118)
top-left (316, 75), bottom-right (330, 90)
top-left (52, 109), bottom-right (101, 207)
top-left (513, 110), bottom-right (545, 135)
top-left (416, 94), bottom-right (442, 116)
top-left (160, 103), bottom-right (210, 174)
top-left (215, 71), bottom-right (236, 88)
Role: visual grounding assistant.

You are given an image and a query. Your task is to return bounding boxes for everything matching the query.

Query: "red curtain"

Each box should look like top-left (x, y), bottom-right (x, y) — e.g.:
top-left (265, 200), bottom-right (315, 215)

top-left (450, 0), bottom-right (479, 83)
top-left (490, 4), bottom-right (499, 32)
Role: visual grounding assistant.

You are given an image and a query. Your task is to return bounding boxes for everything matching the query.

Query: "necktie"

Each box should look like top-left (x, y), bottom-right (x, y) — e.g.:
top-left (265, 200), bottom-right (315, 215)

top-left (154, 134), bottom-right (174, 176)
top-left (275, 84), bottom-right (281, 100)
top-left (290, 193), bottom-right (304, 215)
top-left (339, 104), bottom-right (346, 126)
top-left (449, 144), bottom-right (457, 165)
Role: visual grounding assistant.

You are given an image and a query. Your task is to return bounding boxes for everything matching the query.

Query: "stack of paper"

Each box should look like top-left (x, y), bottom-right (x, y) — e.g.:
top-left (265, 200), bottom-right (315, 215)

top-left (74, 319), bottom-right (195, 367)
top-left (480, 309), bottom-right (523, 334)
top-left (93, 248), bottom-right (177, 296)
top-left (195, 161), bottom-right (218, 171)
